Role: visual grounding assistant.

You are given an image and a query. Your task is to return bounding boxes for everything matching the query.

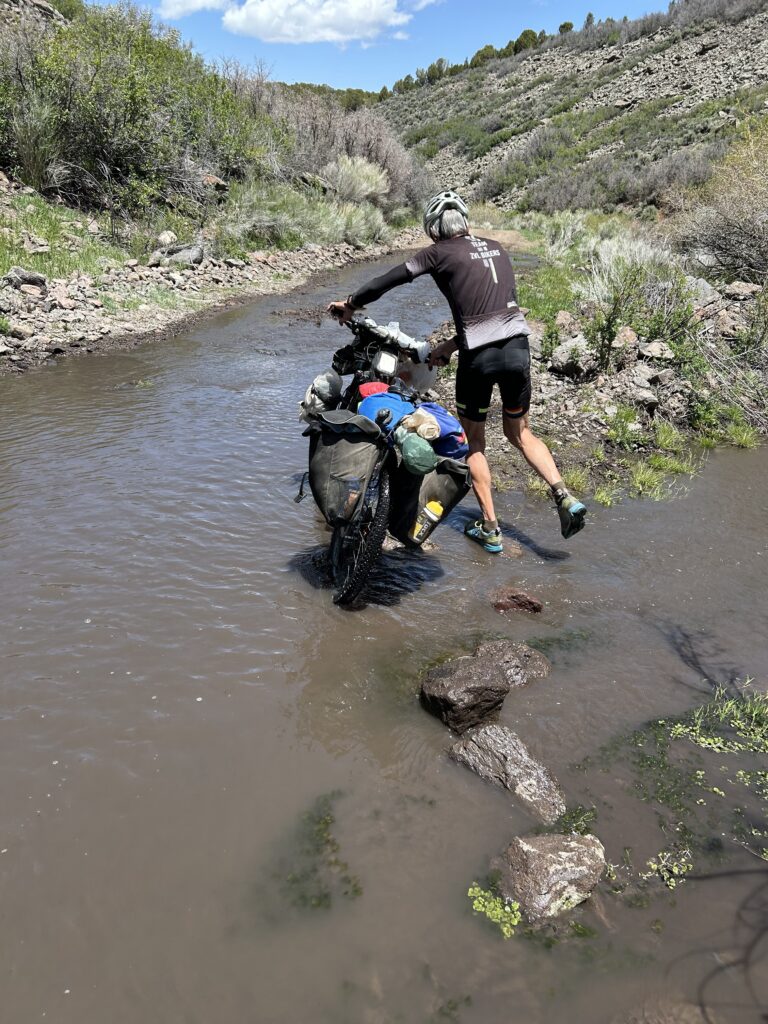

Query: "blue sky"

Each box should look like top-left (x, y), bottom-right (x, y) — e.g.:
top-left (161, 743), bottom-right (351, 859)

top-left (140, 0), bottom-right (668, 90)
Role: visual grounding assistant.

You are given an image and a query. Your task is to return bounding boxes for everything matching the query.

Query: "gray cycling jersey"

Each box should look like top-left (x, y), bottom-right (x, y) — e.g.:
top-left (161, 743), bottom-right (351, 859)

top-left (404, 234), bottom-right (530, 351)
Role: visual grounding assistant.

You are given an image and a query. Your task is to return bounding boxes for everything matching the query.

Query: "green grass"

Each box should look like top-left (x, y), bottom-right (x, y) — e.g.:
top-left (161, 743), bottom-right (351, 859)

top-left (724, 422), bottom-right (761, 449)
top-left (517, 260), bottom-right (577, 323)
top-left (562, 466), bottom-right (590, 494)
top-left (629, 460), bottom-right (665, 499)
top-left (526, 475), bottom-right (550, 498)
top-left (0, 314), bottom-right (9, 335)
top-left (647, 452), bottom-right (696, 475)
top-left (0, 193), bottom-right (127, 280)
top-left (654, 420), bottom-right (687, 453)
top-left (593, 483), bottom-right (620, 507)
top-left (606, 405), bottom-right (642, 449)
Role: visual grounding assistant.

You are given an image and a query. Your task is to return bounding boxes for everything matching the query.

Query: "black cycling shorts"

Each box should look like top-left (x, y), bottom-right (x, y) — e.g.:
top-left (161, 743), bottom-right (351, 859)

top-left (455, 336), bottom-right (531, 422)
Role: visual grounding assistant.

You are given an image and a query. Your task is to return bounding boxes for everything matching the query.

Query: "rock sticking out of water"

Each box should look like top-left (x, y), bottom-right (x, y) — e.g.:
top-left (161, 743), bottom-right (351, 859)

top-left (449, 724), bottom-right (566, 823)
top-left (420, 640), bottom-right (548, 733)
top-left (475, 639), bottom-right (551, 684)
top-left (491, 833), bottom-right (605, 923)
top-left (491, 588), bottom-right (543, 615)
top-left (421, 655), bottom-right (510, 734)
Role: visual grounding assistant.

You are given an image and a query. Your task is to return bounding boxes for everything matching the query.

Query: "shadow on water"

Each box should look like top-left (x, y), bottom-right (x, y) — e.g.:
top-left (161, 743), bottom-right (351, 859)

top-left (287, 545), bottom-right (444, 608)
top-left (446, 505), bottom-right (571, 562)
top-left (656, 623), bottom-right (746, 696)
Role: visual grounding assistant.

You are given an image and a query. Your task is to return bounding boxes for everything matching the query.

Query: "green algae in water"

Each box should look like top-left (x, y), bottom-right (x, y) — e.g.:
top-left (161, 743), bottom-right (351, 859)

top-left (577, 682), bottom-right (768, 896)
top-left (277, 791), bottom-right (362, 911)
top-left (466, 882), bottom-right (521, 940)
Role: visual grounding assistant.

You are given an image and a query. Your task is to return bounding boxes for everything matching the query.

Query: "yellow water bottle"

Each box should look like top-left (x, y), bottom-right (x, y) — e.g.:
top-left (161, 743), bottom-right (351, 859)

top-left (409, 500), bottom-right (444, 544)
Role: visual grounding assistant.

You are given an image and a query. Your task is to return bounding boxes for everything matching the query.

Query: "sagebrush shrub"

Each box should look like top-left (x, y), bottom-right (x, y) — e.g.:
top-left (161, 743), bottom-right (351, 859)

top-left (674, 119), bottom-right (768, 281)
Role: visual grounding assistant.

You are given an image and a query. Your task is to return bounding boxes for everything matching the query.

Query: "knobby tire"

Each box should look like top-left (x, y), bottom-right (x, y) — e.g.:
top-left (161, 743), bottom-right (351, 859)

top-left (330, 469), bottom-right (390, 606)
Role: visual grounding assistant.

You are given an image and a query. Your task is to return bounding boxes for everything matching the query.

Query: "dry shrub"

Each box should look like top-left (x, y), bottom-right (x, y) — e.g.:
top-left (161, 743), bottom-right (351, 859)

top-left (322, 156), bottom-right (390, 206)
top-left (675, 120), bottom-right (768, 282)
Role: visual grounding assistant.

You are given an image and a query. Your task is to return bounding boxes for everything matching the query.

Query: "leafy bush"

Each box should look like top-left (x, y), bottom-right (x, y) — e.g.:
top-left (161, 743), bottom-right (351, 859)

top-left (0, 5), bottom-right (275, 215)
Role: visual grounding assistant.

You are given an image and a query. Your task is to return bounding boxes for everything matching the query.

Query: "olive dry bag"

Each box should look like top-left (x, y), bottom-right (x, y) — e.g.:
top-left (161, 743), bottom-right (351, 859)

top-left (307, 410), bottom-right (383, 526)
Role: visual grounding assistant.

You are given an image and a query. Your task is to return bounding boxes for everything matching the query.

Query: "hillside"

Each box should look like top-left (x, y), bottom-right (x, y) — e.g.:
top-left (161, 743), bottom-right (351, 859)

top-left (380, 4), bottom-right (768, 210)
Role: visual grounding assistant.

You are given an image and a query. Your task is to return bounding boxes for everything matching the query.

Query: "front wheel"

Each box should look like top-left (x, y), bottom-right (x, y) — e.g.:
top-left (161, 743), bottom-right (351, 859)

top-left (329, 468), bottom-right (391, 606)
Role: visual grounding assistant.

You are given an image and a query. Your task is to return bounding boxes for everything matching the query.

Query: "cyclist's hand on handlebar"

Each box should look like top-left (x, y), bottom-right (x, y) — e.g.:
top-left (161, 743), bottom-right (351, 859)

top-left (427, 338), bottom-right (458, 369)
top-left (327, 300), bottom-right (354, 325)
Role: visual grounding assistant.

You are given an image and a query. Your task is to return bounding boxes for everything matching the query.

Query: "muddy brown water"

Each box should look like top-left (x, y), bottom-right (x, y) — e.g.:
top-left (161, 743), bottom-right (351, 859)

top-left (1, 258), bottom-right (767, 1024)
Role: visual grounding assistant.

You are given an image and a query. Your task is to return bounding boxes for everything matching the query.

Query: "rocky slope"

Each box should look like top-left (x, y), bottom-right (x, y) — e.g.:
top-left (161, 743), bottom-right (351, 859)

top-left (0, 0), bottom-right (63, 27)
top-left (381, 8), bottom-right (768, 206)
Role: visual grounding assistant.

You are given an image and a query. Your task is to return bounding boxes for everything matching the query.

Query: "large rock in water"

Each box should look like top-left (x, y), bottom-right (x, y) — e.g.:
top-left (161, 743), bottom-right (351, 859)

top-left (491, 833), bottom-right (605, 923)
top-left (449, 724), bottom-right (566, 823)
top-left (420, 641), bottom-right (550, 733)
top-left (421, 656), bottom-right (510, 733)
top-left (474, 640), bottom-right (551, 684)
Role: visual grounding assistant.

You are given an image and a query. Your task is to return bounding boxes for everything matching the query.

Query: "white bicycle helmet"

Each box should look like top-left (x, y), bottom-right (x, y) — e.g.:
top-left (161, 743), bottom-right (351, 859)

top-left (423, 190), bottom-right (469, 236)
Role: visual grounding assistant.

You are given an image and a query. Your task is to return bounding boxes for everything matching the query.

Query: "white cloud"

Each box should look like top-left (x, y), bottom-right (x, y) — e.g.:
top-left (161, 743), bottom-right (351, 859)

top-left (222, 0), bottom-right (411, 44)
top-left (158, 0), bottom-right (229, 18)
top-left (411, 0), bottom-right (441, 10)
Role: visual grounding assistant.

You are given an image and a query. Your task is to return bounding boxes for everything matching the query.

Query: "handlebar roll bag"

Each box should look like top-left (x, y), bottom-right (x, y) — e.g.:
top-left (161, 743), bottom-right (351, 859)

top-left (307, 410), bottom-right (383, 526)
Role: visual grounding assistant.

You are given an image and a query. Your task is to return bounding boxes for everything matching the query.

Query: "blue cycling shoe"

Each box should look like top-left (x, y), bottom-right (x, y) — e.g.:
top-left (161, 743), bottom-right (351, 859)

top-left (557, 494), bottom-right (587, 539)
top-left (464, 520), bottom-right (503, 553)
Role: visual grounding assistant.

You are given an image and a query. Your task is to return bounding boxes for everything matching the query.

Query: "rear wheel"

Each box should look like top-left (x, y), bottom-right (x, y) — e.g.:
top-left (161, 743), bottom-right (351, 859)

top-left (330, 468), bottom-right (390, 606)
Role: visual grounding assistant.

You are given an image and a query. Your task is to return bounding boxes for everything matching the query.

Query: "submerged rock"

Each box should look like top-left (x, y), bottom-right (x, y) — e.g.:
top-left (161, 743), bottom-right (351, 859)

top-left (450, 724), bottom-right (566, 823)
top-left (491, 833), bottom-right (605, 923)
top-left (491, 587), bottom-right (543, 615)
top-left (611, 998), bottom-right (717, 1024)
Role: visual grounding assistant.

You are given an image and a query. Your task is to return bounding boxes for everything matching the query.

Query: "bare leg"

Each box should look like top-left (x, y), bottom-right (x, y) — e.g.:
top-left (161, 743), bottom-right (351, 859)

top-left (460, 417), bottom-right (497, 523)
top-left (503, 412), bottom-right (561, 486)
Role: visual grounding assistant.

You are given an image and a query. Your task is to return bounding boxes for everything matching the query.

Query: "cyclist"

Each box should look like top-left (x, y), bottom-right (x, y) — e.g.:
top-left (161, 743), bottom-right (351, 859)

top-left (327, 190), bottom-right (586, 552)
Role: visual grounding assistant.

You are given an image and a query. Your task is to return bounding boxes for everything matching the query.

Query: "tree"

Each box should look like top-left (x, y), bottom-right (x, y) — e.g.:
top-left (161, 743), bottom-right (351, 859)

top-left (514, 29), bottom-right (538, 54)
top-left (469, 44), bottom-right (497, 68)
top-left (583, 11), bottom-right (595, 30)
top-left (537, 29), bottom-right (548, 44)
top-left (558, 21), bottom-right (574, 34)
top-left (377, 85), bottom-right (390, 102)
top-left (426, 58), bottom-right (448, 84)
top-left (392, 74), bottom-right (415, 94)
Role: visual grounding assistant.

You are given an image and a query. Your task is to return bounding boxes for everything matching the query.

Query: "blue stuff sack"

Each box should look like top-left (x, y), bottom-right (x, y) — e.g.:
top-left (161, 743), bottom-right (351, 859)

top-left (358, 392), bottom-right (415, 431)
top-left (418, 402), bottom-right (469, 459)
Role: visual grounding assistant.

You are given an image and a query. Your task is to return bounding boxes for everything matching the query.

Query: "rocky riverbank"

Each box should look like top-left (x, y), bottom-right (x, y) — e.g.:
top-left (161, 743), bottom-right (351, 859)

top-left (430, 274), bottom-right (766, 503)
top-left (0, 172), bottom-right (423, 377)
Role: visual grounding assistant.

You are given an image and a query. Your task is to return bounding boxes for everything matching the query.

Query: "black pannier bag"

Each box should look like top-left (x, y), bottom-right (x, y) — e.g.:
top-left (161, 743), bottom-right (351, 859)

top-left (307, 410), bottom-right (383, 526)
top-left (388, 456), bottom-right (471, 545)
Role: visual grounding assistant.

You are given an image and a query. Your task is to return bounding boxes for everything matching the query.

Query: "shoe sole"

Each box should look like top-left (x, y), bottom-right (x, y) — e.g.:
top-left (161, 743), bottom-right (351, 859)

top-left (465, 533), bottom-right (503, 553)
